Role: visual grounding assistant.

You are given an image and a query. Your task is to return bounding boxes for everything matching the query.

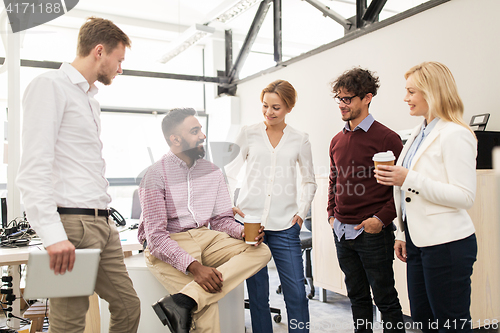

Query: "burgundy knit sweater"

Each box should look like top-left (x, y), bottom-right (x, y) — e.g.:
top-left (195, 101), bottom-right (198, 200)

top-left (327, 120), bottom-right (403, 226)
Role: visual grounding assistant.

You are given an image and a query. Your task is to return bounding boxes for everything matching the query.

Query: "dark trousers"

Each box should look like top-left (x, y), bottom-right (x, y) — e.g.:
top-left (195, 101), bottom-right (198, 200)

top-left (334, 227), bottom-right (405, 333)
top-left (405, 224), bottom-right (477, 333)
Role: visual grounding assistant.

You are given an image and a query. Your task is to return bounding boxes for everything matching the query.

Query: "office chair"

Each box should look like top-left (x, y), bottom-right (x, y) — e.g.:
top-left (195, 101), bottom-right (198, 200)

top-left (131, 189), bottom-right (141, 219)
top-left (276, 212), bottom-right (315, 299)
top-left (244, 297), bottom-right (282, 323)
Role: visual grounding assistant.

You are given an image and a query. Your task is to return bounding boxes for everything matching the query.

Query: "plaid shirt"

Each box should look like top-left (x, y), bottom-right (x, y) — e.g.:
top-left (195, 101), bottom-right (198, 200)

top-left (137, 151), bottom-right (243, 273)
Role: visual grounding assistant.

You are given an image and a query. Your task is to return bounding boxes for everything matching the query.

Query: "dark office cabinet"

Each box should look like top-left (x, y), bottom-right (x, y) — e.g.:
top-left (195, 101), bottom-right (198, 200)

top-left (475, 131), bottom-right (500, 169)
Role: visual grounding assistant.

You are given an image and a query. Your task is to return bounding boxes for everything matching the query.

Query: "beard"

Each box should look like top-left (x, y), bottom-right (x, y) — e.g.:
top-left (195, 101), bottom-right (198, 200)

top-left (182, 140), bottom-right (205, 161)
top-left (96, 61), bottom-right (113, 86)
top-left (341, 107), bottom-right (361, 122)
top-left (97, 71), bottom-right (112, 86)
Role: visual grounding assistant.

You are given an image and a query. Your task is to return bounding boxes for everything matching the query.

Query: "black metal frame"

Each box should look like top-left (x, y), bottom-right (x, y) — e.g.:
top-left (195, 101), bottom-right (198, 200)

top-left (363, 0), bottom-right (388, 24)
top-left (303, 0), bottom-right (352, 30)
top-left (273, 0), bottom-right (282, 64)
top-left (1, 0), bottom-right (451, 97)
top-left (0, 58), bottom-right (227, 86)
top-left (356, 0), bottom-right (367, 28)
top-left (234, 0), bottom-right (450, 86)
top-left (221, 0), bottom-right (450, 93)
top-left (227, 0), bottom-right (272, 83)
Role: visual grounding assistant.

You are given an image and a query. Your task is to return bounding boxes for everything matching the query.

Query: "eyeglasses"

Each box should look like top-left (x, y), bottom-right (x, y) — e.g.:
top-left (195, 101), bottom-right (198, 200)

top-left (334, 95), bottom-right (357, 105)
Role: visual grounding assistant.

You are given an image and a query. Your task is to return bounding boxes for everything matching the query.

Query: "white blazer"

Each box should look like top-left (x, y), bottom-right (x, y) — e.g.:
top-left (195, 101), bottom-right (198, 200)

top-left (394, 119), bottom-right (477, 247)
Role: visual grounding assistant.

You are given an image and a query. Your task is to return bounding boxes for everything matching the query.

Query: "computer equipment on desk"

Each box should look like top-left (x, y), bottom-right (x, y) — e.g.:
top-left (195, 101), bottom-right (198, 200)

top-left (470, 113), bottom-right (490, 131)
top-left (1, 198), bottom-right (7, 229)
top-left (475, 130), bottom-right (500, 169)
top-left (0, 208), bottom-right (35, 247)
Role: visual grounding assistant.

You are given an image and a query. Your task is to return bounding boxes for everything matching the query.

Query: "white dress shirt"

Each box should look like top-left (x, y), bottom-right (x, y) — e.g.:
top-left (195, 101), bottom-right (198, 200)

top-left (17, 63), bottom-right (111, 247)
top-left (225, 122), bottom-right (317, 231)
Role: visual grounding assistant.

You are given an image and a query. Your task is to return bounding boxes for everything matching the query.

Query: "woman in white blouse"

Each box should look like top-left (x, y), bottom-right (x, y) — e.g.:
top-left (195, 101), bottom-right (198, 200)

top-left (225, 80), bottom-right (317, 333)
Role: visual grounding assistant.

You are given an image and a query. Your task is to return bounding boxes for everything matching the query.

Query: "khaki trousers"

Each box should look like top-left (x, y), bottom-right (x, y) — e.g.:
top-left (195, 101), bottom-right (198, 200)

top-left (145, 227), bottom-right (271, 333)
top-left (48, 214), bottom-right (141, 333)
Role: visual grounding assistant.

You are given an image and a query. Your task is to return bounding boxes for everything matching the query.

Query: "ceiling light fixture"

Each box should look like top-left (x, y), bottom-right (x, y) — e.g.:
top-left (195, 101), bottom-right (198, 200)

top-left (159, 24), bottom-right (215, 63)
top-left (214, 0), bottom-right (261, 23)
top-left (159, 1), bottom-right (262, 63)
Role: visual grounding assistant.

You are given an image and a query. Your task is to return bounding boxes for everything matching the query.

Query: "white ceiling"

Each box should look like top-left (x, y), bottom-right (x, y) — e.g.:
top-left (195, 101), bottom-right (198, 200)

top-left (55, 0), bottom-right (428, 58)
top-left (9, 0), bottom-right (430, 79)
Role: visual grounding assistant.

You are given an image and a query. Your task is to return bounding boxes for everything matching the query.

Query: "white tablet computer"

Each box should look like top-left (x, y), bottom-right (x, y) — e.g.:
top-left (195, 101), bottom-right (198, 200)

top-left (23, 248), bottom-right (101, 299)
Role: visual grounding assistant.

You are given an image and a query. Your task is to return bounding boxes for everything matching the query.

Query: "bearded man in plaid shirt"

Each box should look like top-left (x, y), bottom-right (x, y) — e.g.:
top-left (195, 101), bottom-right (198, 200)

top-left (138, 108), bottom-right (271, 333)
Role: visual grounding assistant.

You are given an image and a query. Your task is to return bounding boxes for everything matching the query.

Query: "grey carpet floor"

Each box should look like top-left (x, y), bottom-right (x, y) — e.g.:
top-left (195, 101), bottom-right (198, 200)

top-left (244, 265), bottom-right (498, 333)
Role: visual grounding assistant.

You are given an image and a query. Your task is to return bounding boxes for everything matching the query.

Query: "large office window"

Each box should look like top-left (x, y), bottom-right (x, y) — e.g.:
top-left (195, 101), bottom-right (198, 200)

top-left (101, 111), bottom-right (208, 218)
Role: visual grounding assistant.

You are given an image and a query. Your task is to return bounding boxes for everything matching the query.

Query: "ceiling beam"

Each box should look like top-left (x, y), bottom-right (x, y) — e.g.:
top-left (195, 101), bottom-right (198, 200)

top-left (228, 0), bottom-right (272, 82)
top-left (329, 0), bottom-right (397, 13)
top-left (273, 0), bottom-right (282, 64)
top-left (356, 0), bottom-right (367, 28)
top-left (225, 30), bottom-right (233, 76)
top-left (362, 0), bottom-right (388, 23)
top-left (217, 30), bottom-right (237, 96)
top-left (0, 58), bottom-right (228, 85)
top-left (303, 0), bottom-right (352, 30)
top-left (211, 30), bottom-right (319, 52)
top-left (233, 0), bottom-right (451, 86)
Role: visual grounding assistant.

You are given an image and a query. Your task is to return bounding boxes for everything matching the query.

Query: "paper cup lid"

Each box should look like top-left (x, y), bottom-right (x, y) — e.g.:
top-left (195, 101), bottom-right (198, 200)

top-left (372, 150), bottom-right (395, 162)
top-left (243, 216), bottom-right (261, 223)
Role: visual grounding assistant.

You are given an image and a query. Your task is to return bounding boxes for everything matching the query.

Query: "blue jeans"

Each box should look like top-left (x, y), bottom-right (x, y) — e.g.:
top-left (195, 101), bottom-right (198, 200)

top-left (405, 222), bottom-right (477, 333)
top-left (334, 227), bottom-right (405, 333)
top-left (246, 222), bottom-right (310, 333)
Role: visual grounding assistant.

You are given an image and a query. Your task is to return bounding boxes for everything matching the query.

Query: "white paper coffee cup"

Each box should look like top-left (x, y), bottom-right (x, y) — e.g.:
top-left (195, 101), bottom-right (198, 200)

top-left (243, 216), bottom-right (261, 245)
top-left (372, 150), bottom-right (396, 168)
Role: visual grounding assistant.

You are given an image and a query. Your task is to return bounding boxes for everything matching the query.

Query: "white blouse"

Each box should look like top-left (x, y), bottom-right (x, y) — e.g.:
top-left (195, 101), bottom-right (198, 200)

top-left (225, 122), bottom-right (317, 231)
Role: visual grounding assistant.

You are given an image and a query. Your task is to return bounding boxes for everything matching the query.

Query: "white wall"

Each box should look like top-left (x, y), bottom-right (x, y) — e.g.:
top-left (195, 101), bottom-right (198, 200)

top-left (234, 0), bottom-right (500, 173)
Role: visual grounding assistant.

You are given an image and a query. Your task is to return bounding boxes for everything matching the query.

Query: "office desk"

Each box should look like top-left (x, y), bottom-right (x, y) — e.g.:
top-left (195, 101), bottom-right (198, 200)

top-left (0, 220), bottom-right (142, 332)
top-left (0, 220), bottom-right (142, 263)
top-left (0, 242), bottom-right (44, 330)
top-left (0, 242), bottom-right (43, 264)
top-left (117, 220), bottom-right (143, 255)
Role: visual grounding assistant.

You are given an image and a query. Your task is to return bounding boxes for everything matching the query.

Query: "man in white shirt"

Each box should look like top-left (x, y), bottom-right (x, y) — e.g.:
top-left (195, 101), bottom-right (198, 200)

top-left (16, 17), bottom-right (140, 333)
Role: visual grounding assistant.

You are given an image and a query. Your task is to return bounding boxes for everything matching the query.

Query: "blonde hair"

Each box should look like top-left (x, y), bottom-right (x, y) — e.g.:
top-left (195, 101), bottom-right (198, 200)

top-left (405, 61), bottom-right (475, 137)
top-left (260, 80), bottom-right (297, 109)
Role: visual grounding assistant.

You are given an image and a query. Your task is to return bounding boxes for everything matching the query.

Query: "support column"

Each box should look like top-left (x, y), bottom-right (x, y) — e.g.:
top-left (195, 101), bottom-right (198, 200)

top-left (6, 17), bottom-right (22, 332)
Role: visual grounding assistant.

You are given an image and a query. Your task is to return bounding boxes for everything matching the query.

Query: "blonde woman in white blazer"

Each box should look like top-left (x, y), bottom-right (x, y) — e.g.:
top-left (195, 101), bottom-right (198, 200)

top-left (374, 62), bottom-right (477, 333)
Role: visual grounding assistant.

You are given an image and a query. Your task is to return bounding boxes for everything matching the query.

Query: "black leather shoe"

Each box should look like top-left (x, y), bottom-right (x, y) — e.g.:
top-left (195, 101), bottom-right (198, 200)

top-left (152, 295), bottom-right (192, 333)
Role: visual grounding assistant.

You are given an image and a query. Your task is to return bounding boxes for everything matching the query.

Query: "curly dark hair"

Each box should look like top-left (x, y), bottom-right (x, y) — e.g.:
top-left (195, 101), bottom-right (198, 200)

top-left (331, 67), bottom-right (380, 100)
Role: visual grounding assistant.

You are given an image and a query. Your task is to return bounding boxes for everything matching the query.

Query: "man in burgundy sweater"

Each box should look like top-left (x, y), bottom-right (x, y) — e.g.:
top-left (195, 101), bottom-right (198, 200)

top-left (328, 68), bottom-right (405, 332)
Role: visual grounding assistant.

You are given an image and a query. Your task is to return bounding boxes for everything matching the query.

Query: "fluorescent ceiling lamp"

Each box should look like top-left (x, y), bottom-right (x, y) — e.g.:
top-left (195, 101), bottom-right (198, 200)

top-left (159, 24), bottom-right (215, 63)
top-left (213, 0), bottom-right (261, 23)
